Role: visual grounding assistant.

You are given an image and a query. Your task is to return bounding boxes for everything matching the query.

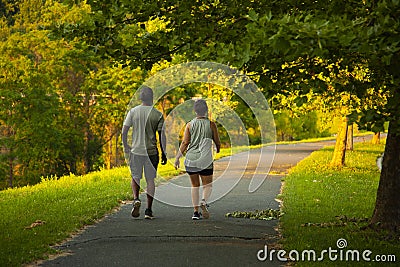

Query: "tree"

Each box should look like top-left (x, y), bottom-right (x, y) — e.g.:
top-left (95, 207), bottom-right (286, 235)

top-left (270, 90), bottom-right (333, 141)
top-left (86, 62), bottom-right (144, 169)
top-left (371, 132), bottom-right (381, 145)
top-left (0, 30), bottom-right (64, 186)
top-left (346, 123), bottom-right (354, 151)
top-left (53, 0), bottom-right (400, 231)
top-left (234, 0), bottom-right (400, 231)
top-left (0, 0), bottom-right (107, 187)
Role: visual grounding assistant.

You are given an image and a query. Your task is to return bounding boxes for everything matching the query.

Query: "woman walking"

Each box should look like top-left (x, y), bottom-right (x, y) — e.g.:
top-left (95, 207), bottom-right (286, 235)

top-left (174, 99), bottom-right (221, 220)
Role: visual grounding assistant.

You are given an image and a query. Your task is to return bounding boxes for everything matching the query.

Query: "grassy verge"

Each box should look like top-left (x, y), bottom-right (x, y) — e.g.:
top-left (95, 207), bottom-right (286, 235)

top-left (280, 140), bottom-right (399, 266)
top-left (0, 167), bottom-right (131, 266)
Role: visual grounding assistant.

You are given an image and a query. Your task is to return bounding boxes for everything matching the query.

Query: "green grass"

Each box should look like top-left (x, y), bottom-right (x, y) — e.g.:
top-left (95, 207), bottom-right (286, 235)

top-left (215, 144), bottom-right (265, 159)
top-left (0, 168), bottom-right (131, 266)
top-left (280, 140), bottom-right (399, 266)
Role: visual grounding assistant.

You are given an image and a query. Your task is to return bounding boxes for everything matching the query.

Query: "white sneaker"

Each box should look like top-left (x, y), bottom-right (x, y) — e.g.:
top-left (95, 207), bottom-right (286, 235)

top-left (200, 200), bottom-right (209, 219)
top-left (131, 199), bottom-right (141, 218)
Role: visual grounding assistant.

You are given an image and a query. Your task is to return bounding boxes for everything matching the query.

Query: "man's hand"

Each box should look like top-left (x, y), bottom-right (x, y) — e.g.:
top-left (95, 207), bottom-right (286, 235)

top-left (124, 145), bottom-right (131, 152)
top-left (174, 157), bottom-right (180, 169)
top-left (161, 153), bottom-right (167, 165)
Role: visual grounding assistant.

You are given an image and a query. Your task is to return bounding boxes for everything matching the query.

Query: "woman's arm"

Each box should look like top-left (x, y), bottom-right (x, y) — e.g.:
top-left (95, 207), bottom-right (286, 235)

top-left (210, 121), bottom-right (221, 153)
top-left (174, 123), bottom-right (191, 169)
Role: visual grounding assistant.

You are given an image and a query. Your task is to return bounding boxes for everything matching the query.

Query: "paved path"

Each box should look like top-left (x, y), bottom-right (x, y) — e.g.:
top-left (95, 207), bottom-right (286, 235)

top-left (41, 139), bottom-right (364, 267)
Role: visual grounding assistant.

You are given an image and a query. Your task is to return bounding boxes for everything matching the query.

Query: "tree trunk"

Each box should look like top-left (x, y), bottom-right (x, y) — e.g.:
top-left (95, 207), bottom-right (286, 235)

top-left (8, 155), bottom-right (13, 188)
top-left (330, 117), bottom-right (348, 167)
top-left (6, 125), bottom-right (14, 188)
top-left (371, 132), bottom-right (381, 145)
top-left (370, 121), bottom-right (400, 232)
top-left (83, 93), bottom-right (91, 174)
top-left (83, 126), bottom-right (91, 174)
top-left (115, 130), bottom-right (119, 166)
top-left (106, 126), bottom-right (112, 169)
top-left (346, 123), bottom-right (353, 151)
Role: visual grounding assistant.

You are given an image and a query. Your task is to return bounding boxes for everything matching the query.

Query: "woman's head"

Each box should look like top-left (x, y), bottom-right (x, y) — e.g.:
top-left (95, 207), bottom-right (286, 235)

top-left (194, 99), bottom-right (208, 117)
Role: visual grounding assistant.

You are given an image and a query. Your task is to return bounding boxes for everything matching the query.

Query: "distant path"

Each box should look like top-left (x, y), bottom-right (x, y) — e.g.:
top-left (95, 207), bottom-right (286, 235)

top-left (41, 137), bottom-right (371, 267)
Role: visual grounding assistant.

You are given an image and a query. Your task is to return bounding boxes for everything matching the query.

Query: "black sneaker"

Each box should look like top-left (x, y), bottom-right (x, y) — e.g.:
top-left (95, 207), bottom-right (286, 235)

top-left (200, 200), bottom-right (210, 219)
top-left (144, 208), bottom-right (154, 220)
top-left (131, 199), bottom-right (141, 218)
top-left (192, 211), bottom-right (201, 220)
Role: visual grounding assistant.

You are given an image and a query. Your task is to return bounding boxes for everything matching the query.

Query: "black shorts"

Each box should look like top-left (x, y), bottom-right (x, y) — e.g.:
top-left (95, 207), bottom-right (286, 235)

top-left (185, 166), bottom-right (213, 176)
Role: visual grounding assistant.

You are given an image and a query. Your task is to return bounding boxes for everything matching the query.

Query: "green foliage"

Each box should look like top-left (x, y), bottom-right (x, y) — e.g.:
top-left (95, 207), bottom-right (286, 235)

top-left (0, 26), bottom-right (69, 187)
top-left (84, 62), bottom-right (145, 169)
top-left (274, 110), bottom-right (330, 141)
top-left (0, 1), bottom-right (148, 187)
top-left (59, 0), bottom-right (400, 133)
top-left (1, 0), bottom-right (399, 215)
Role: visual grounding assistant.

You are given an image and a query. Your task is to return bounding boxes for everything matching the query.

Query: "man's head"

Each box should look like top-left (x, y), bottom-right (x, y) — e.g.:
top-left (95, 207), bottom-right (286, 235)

top-left (194, 99), bottom-right (208, 117)
top-left (140, 86), bottom-right (154, 105)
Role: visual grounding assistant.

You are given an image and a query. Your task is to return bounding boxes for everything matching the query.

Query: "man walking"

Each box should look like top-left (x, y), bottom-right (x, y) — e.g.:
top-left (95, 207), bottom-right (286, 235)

top-left (122, 86), bottom-right (167, 219)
